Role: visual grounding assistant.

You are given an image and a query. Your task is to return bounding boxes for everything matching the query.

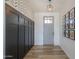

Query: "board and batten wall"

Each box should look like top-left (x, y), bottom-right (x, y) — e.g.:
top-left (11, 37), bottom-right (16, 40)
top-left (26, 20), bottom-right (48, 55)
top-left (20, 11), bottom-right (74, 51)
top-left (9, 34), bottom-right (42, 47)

top-left (59, 0), bottom-right (75, 59)
top-left (34, 12), bottom-right (60, 45)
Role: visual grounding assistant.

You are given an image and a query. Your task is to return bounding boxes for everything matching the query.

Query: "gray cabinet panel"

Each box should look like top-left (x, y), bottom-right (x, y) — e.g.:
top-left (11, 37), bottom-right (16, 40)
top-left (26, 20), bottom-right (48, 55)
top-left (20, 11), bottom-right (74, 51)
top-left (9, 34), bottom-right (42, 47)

top-left (6, 8), bottom-right (18, 59)
top-left (18, 16), bottom-right (25, 59)
top-left (24, 19), bottom-right (29, 53)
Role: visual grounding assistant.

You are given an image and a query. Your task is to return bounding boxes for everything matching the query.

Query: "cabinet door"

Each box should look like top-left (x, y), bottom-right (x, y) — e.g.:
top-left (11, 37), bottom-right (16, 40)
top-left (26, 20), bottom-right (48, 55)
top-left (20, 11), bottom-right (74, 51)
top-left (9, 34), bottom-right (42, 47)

top-left (32, 22), bottom-right (34, 46)
top-left (31, 22), bottom-right (33, 46)
top-left (5, 7), bottom-right (18, 59)
top-left (18, 16), bottom-right (25, 59)
top-left (28, 21), bottom-right (32, 49)
top-left (30, 22), bottom-right (32, 48)
top-left (33, 22), bottom-right (34, 46)
top-left (24, 19), bottom-right (29, 53)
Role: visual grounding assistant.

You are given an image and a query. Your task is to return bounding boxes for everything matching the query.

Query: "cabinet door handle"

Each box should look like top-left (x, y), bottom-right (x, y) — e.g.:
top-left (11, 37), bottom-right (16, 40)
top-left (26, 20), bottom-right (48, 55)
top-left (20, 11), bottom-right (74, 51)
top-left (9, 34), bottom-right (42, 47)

top-left (5, 55), bottom-right (13, 58)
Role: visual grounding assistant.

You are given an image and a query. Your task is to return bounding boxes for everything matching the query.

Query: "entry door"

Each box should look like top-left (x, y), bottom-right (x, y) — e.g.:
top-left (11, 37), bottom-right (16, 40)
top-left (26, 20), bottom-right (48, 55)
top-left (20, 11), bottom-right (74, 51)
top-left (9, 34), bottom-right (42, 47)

top-left (43, 16), bottom-right (54, 45)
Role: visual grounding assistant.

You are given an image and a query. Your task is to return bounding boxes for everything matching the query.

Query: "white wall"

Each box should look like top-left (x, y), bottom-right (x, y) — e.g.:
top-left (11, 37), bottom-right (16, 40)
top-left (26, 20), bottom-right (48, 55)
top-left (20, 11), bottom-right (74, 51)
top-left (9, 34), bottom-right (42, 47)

top-left (59, 0), bottom-right (75, 59)
top-left (34, 12), bottom-right (60, 45)
top-left (34, 13), bottom-right (43, 45)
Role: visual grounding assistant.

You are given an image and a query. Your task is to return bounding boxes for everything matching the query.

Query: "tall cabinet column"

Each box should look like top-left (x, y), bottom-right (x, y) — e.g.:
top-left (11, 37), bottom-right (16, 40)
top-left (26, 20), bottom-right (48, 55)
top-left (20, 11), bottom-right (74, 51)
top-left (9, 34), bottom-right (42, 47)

top-left (18, 16), bottom-right (25, 59)
top-left (5, 4), bottom-right (34, 59)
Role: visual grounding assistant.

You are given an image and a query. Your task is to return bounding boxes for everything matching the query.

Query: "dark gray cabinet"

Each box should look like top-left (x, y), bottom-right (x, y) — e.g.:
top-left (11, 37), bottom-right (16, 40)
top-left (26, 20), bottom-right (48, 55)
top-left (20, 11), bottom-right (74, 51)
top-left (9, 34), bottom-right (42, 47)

top-left (24, 19), bottom-right (29, 53)
top-left (6, 7), bottom-right (19, 59)
top-left (5, 4), bottom-right (34, 59)
top-left (18, 16), bottom-right (25, 59)
top-left (28, 21), bottom-right (32, 49)
top-left (32, 22), bottom-right (34, 46)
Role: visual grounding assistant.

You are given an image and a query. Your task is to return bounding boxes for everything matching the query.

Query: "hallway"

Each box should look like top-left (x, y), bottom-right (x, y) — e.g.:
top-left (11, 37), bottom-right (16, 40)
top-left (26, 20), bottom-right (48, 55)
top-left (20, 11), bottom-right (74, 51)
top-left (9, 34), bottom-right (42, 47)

top-left (24, 45), bottom-right (69, 59)
top-left (5, 0), bottom-right (75, 59)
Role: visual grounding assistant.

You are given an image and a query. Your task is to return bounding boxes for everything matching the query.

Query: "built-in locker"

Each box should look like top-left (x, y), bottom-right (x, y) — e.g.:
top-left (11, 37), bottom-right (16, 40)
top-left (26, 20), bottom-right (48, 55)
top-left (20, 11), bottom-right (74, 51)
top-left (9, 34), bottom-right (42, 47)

top-left (31, 22), bottom-right (33, 46)
top-left (5, 6), bottom-right (19, 59)
top-left (30, 21), bottom-right (33, 48)
top-left (32, 22), bottom-right (34, 46)
top-left (24, 19), bottom-right (29, 53)
top-left (18, 16), bottom-right (25, 59)
top-left (5, 4), bottom-right (34, 59)
top-left (33, 22), bottom-right (35, 46)
top-left (28, 21), bottom-right (31, 49)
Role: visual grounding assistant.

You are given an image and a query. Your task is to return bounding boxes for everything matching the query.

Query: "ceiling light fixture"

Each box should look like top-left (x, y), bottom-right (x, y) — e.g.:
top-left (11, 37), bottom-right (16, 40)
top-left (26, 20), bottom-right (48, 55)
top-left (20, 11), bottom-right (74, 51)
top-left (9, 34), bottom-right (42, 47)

top-left (47, 0), bottom-right (53, 12)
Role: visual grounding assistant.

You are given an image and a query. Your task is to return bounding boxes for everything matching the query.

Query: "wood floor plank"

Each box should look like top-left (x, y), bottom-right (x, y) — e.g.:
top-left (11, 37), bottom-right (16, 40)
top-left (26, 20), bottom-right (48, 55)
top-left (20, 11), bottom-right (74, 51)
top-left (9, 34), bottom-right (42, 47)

top-left (23, 45), bottom-right (69, 59)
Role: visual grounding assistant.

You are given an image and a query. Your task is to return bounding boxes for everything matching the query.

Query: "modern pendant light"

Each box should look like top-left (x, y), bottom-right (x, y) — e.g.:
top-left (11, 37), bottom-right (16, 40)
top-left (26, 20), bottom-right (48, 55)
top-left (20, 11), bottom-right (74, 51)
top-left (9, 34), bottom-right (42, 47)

top-left (47, 0), bottom-right (53, 12)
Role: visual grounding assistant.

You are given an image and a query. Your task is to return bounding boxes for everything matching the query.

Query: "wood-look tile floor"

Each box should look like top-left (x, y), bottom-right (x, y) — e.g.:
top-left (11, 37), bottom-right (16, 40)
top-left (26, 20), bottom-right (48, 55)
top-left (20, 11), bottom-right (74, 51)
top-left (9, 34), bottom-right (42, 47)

top-left (23, 45), bottom-right (69, 59)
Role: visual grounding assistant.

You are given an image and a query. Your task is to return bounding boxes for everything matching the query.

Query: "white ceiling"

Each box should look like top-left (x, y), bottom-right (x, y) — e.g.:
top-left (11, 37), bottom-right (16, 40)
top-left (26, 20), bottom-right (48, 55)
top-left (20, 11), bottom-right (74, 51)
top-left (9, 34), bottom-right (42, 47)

top-left (25, 0), bottom-right (66, 12)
